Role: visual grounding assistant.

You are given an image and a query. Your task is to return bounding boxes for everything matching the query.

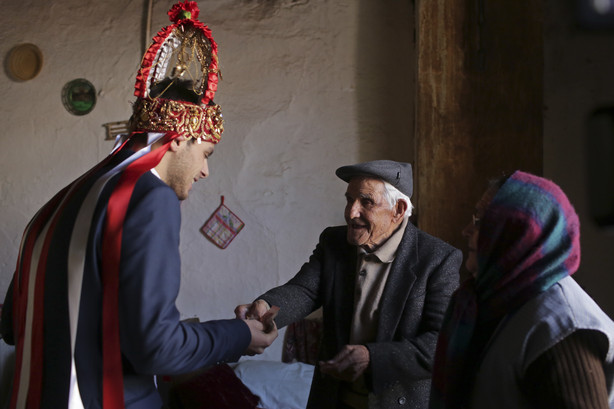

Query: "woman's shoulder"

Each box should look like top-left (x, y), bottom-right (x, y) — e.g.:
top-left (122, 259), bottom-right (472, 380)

top-left (509, 276), bottom-right (614, 371)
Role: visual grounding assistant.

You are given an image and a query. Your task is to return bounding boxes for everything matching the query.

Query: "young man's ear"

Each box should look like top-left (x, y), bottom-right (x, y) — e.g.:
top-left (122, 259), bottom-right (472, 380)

top-left (168, 134), bottom-right (188, 152)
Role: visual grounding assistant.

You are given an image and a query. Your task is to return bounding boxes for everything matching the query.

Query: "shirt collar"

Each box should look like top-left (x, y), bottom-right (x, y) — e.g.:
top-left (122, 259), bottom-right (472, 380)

top-left (150, 167), bottom-right (161, 179)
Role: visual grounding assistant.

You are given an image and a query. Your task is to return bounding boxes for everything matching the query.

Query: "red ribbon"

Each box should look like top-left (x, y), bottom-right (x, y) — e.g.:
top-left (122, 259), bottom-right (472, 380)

top-left (9, 135), bottom-right (172, 409)
top-left (101, 137), bottom-right (174, 409)
top-left (10, 150), bottom-right (123, 409)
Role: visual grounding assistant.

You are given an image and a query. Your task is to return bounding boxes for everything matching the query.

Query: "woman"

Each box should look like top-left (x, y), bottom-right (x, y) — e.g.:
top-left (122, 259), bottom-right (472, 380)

top-left (430, 171), bottom-right (614, 408)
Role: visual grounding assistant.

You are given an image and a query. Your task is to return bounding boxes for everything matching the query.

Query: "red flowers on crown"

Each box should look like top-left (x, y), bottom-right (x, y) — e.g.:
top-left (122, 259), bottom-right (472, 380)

top-left (131, 1), bottom-right (224, 143)
top-left (168, 1), bottom-right (200, 23)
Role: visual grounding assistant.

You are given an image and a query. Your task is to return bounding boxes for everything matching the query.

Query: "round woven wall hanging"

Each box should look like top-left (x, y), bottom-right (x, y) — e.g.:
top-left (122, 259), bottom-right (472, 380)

top-left (7, 43), bottom-right (43, 81)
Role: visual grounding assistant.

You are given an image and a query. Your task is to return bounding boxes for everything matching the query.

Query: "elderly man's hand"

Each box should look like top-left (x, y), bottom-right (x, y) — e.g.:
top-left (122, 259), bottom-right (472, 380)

top-left (234, 299), bottom-right (270, 320)
top-left (318, 345), bottom-right (370, 382)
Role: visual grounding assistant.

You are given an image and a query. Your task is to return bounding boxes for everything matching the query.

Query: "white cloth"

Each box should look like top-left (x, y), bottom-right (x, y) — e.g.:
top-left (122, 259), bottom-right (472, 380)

top-left (231, 360), bottom-right (314, 409)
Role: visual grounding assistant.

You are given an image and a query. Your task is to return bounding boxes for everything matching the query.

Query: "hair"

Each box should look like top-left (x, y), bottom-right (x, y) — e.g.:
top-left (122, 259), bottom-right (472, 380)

top-left (382, 181), bottom-right (413, 219)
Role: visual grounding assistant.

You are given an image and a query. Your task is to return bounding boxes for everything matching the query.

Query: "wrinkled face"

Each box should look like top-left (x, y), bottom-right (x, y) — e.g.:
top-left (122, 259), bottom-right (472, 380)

top-left (461, 187), bottom-right (497, 277)
top-left (344, 177), bottom-right (401, 251)
top-left (165, 140), bottom-right (215, 200)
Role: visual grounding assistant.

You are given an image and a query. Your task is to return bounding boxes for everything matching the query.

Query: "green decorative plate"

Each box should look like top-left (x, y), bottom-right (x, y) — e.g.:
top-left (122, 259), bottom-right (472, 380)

top-left (62, 78), bottom-right (96, 116)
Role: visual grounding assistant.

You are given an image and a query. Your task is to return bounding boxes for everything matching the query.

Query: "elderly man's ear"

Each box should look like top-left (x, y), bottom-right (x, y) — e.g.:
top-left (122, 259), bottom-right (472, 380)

top-left (394, 200), bottom-right (408, 221)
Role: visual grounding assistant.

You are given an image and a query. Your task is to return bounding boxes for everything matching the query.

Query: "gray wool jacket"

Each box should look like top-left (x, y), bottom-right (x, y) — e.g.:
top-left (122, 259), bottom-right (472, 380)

top-left (259, 223), bottom-right (462, 409)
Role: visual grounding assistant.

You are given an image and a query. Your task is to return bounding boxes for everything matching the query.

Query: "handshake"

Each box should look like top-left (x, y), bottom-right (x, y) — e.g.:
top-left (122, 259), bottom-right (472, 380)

top-left (235, 300), bottom-right (279, 356)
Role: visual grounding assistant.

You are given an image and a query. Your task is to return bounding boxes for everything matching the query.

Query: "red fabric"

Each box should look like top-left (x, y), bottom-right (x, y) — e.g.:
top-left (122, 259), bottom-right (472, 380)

top-left (282, 318), bottom-right (323, 365)
top-left (101, 138), bottom-right (174, 409)
top-left (169, 364), bottom-right (259, 409)
top-left (168, 1), bottom-right (200, 22)
top-left (10, 188), bottom-right (67, 409)
top-left (134, 11), bottom-right (219, 105)
top-left (10, 149), bottom-right (121, 409)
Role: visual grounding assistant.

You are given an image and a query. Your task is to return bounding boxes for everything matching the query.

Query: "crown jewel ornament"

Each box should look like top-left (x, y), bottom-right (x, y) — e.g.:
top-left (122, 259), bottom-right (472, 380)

top-left (130, 1), bottom-right (224, 143)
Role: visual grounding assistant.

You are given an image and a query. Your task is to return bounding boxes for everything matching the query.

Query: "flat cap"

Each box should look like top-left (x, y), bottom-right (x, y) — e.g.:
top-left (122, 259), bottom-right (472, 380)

top-left (335, 160), bottom-right (413, 198)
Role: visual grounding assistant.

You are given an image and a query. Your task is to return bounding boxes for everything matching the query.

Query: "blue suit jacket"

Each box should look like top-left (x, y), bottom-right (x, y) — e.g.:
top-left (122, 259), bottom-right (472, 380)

top-left (1, 148), bottom-right (250, 408)
top-left (260, 224), bottom-right (461, 409)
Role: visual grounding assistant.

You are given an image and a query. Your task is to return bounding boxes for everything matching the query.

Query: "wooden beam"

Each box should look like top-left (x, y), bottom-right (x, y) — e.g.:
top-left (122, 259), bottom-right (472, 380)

top-left (415, 0), bottom-right (543, 279)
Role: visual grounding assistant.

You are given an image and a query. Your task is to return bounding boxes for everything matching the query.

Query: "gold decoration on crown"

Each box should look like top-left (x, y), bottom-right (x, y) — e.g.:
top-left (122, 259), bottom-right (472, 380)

top-left (130, 98), bottom-right (224, 143)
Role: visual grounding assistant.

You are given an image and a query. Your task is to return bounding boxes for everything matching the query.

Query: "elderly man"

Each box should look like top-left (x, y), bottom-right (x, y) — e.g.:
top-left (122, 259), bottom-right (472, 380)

top-left (236, 160), bottom-right (461, 409)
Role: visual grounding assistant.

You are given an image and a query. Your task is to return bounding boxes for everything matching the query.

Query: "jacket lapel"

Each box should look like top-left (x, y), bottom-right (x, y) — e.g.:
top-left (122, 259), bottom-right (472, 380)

top-left (376, 222), bottom-right (418, 341)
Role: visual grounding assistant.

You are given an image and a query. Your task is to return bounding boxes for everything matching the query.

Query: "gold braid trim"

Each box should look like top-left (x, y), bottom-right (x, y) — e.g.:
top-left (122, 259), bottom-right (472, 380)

top-left (130, 97), bottom-right (224, 143)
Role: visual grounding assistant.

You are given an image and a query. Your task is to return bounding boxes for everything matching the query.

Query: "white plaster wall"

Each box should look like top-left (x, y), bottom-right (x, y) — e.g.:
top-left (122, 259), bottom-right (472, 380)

top-left (543, 1), bottom-right (614, 318)
top-left (0, 0), bottom-right (415, 363)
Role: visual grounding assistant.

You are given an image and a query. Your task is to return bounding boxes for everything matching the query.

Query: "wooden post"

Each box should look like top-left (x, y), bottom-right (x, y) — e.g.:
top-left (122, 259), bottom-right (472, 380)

top-left (415, 0), bottom-right (543, 279)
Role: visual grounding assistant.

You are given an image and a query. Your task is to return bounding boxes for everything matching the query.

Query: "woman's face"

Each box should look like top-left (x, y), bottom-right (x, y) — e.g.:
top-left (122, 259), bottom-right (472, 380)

top-left (461, 187), bottom-right (497, 277)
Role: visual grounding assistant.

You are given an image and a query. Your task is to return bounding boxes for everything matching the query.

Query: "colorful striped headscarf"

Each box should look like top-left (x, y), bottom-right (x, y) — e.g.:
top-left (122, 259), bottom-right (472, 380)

top-left (430, 171), bottom-right (581, 409)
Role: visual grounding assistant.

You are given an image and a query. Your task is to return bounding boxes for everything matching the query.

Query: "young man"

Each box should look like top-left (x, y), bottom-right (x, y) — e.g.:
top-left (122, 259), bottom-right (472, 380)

top-left (1, 3), bottom-right (277, 408)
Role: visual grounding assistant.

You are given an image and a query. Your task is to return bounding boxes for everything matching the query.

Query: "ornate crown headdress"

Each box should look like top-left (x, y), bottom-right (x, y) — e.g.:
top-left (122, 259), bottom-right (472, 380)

top-left (129, 1), bottom-right (224, 143)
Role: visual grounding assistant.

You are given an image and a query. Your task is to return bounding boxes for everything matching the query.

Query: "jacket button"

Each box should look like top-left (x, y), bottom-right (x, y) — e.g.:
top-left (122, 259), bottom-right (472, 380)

top-left (398, 397), bottom-right (406, 405)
